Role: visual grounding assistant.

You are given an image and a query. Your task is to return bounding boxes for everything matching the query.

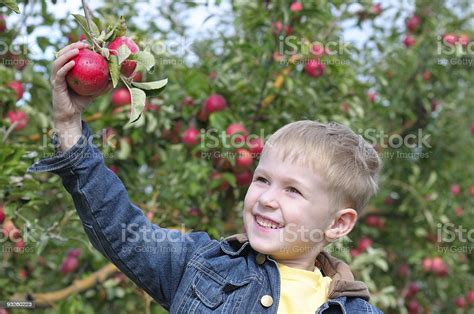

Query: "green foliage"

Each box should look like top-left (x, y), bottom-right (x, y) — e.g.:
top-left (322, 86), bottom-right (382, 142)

top-left (0, 0), bottom-right (473, 313)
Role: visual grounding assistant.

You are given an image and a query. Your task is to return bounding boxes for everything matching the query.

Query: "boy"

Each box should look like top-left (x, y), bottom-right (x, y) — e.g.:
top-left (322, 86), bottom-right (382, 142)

top-left (28, 42), bottom-right (384, 313)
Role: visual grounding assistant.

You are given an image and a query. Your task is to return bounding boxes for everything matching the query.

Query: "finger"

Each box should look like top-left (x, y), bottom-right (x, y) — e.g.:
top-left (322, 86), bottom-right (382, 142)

top-left (52, 48), bottom-right (79, 82)
top-left (55, 41), bottom-right (89, 58)
top-left (53, 60), bottom-right (75, 89)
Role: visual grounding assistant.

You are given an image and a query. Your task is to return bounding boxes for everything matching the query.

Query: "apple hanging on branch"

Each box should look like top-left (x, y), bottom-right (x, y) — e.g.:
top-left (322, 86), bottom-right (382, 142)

top-left (66, 12), bottom-right (167, 124)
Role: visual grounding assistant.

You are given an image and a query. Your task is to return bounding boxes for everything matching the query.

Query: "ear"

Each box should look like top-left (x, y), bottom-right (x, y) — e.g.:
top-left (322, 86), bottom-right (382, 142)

top-left (324, 208), bottom-right (358, 242)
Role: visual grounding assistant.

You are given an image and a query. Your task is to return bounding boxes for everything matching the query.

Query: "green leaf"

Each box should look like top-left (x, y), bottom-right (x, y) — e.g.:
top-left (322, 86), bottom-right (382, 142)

top-left (72, 14), bottom-right (100, 38)
top-left (128, 88), bottom-right (146, 124)
top-left (117, 45), bottom-right (131, 65)
top-left (1, 0), bottom-right (20, 13)
top-left (131, 79), bottom-right (168, 97)
top-left (108, 56), bottom-right (120, 88)
top-left (133, 51), bottom-right (155, 72)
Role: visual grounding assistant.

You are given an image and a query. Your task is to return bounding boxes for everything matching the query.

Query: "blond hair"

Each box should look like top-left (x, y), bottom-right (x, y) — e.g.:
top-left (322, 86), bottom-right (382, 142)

top-left (260, 120), bottom-right (382, 213)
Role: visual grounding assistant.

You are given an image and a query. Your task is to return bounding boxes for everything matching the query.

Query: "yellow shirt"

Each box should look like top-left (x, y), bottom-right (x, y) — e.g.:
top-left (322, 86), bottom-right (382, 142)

top-left (276, 262), bottom-right (332, 314)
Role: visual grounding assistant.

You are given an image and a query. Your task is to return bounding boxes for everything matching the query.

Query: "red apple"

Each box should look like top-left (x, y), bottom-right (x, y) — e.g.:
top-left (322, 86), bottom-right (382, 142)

top-left (67, 248), bottom-right (81, 258)
top-left (357, 237), bottom-right (372, 251)
top-left (131, 71), bottom-right (143, 82)
top-left (66, 48), bottom-right (110, 96)
top-left (0, 208), bottom-right (4, 224)
top-left (305, 59), bottom-right (325, 77)
top-left (60, 256), bottom-right (79, 274)
top-left (182, 96), bottom-right (195, 106)
top-left (226, 123), bottom-right (248, 144)
top-left (350, 248), bottom-right (360, 257)
top-left (271, 21), bottom-right (291, 36)
top-left (458, 34), bottom-right (470, 46)
top-left (188, 207), bottom-right (201, 217)
top-left (210, 172), bottom-right (230, 191)
top-left (290, 1), bottom-right (303, 12)
top-left (403, 35), bottom-right (416, 47)
top-left (406, 282), bottom-right (420, 298)
top-left (455, 296), bottom-right (466, 308)
top-left (365, 215), bottom-right (384, 228)
top-left (406, 15), bottom-right (421, 32)
top-left (469, 185), bottom-right (474, 196)
top-left (248, 137), bottom-right (264, 156)
top-left (450, 184), bottom-right (461, 196)
top-left (234, 170), bottom-right (253, 187)
top-left (368, 91), bottom-right (377, 103)
top-left (15, 239), bottom-right (25, 250)
top-left (454, 207), bottom-right (463, 217)
top-left (443, 34), bottom-right (457, 45)
top-left (398, 264), bottom-right (410, 278)
top-left (111, 87), bottom-right (131, 107)
top-left (182, 127), bottom-right (200, 146)
top-left (431, 257), bottom-right (448, 276)
top-left (204, 94), bottom-right (227, 113)
top-left (422, 71), bottom-right (431, 81)
top-left (7, 110), bottom-right (28, 130)
top-left (235, 148), bottom-right (253, 168)
top-left (371, 3), bottom-right (382, 15)
top-left (110, 165), bottom-right (118, 173)
top-left (0, 16), bottom-right (6, 32)
top-left (273, 52), bottom-right (284, 62)
top-left (7, 81), bottom-right (23, 100)
top-left (108, 36), bottom-right (140, 77)
top-left (144, 102), bottom-right (160, 112)
top-left (406, 300), bottom-right (420, 314)
top-left (310, 44), bottom-right (325, 57)
top-left (422, 257), bottom-right (432, 272)
top-left (467, 290), bottom-right (474, 303)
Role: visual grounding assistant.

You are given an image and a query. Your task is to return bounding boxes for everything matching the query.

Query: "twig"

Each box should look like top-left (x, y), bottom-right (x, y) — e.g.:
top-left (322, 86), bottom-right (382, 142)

top-left (3, 121), bottom-right (19, 142)
top-left (81, 0), bottom-right (101, 51)
top-left (11, 263), bottom-right (119, 307)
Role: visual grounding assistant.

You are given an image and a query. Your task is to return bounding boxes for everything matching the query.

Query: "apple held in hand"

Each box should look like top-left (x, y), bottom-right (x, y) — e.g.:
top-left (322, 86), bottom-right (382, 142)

top-left (66, 48), bottom-right (110, 96)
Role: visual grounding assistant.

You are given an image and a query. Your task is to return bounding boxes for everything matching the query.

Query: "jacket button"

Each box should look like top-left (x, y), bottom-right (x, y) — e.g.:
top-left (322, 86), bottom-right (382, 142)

top-left (256, 253), bottom-right (266, 265)
top-left (260, 295), bottom-right (273, 307)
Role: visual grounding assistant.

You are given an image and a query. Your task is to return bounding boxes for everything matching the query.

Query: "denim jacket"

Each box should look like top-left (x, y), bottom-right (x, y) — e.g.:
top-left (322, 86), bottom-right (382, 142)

top-left (28, 121), bottom-right (383, 313)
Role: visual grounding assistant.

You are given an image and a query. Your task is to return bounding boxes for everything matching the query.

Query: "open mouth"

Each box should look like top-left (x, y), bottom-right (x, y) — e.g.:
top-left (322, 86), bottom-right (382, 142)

top-left (254, 214), bottom-right (284, 230)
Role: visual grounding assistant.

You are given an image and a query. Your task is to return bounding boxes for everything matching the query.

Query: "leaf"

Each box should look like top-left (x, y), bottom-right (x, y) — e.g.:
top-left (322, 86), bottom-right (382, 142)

top-left (132, 51), bottom-right (155, 72)
top-left (128, 88), bottom-right (146, 124)
top-left (131, 79), bottom-right (168, 97)
top-left (72, 14), bottom-right (100, 37)
top-left (117, 45), bottom-right (131, 65)
top-left (1, 0), bottom-right (20, 13)
top-left (116, 16), bottom-right (127, 37)
top-left (108, 56), bottom-right (120, 88)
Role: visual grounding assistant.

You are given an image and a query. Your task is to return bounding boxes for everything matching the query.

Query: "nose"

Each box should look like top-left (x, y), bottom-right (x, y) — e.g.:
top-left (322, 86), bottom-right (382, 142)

top-left (258, 188), bottom-right (279, 209)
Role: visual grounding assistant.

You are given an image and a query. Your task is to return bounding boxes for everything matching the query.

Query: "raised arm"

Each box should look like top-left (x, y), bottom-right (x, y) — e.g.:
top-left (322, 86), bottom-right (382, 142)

top-left (27, 42), bottom-right (212, 309)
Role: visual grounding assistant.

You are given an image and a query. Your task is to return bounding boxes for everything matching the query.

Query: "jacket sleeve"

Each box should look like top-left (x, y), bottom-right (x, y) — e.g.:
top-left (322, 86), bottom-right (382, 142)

top-left (27, 120), bottom-right (212, 309)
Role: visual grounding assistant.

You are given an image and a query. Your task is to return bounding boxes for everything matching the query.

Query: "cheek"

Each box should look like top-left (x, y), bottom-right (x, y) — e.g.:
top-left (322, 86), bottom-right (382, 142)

top-left (243, 185), bottom-right (259, 209)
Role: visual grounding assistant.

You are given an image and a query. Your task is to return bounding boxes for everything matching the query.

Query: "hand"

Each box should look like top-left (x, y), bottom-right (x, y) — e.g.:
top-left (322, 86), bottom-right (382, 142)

top-left (50, 42), bottom-right (94, 124)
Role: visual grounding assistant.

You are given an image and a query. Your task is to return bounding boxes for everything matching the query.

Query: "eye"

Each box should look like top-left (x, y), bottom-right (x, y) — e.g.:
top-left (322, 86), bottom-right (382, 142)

top-left (287, 186), bottom-right (301, 195)
top-left (255, 176), bottom-right (268, 183)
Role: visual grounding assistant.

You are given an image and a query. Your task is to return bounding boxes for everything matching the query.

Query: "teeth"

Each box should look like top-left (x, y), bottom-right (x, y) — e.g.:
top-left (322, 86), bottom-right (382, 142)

top-left (256, 215), bottom-right (283, 229)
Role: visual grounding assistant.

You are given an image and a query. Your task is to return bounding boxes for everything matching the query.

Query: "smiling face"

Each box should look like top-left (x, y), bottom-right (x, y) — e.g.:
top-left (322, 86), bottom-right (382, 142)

top-left (243, 146), bottom-right (336, 267)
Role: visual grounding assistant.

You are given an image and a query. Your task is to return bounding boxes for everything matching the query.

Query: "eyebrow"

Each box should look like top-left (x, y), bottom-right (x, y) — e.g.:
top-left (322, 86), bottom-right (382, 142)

top-left (254, 168), bottom-right (310, 192)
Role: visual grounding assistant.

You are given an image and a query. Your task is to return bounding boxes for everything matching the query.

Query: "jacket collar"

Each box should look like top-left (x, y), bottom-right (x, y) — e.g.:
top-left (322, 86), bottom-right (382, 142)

top-left (221, 233), bottom-right (371, 301)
